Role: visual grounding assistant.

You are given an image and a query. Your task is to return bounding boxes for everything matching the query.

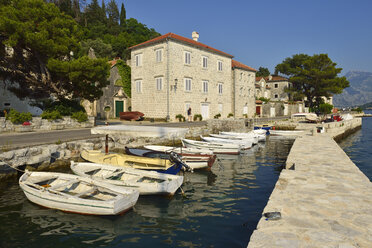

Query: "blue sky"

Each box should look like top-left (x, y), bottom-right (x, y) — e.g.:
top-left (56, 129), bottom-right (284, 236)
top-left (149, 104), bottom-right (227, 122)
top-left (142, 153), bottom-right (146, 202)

top-left (121, 0), bottom-right (372, 75)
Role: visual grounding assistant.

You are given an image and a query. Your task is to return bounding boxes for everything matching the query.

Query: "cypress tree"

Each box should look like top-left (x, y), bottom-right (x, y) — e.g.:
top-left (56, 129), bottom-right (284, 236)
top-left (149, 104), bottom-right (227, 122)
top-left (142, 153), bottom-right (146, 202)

top-left (120, 2), bottom-right (126, 29)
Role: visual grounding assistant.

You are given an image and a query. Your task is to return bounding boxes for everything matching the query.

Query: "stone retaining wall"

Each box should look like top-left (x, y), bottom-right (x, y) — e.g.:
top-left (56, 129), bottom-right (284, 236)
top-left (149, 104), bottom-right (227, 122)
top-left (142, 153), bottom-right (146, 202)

top-left (0, 116), bottom-right (95, 133)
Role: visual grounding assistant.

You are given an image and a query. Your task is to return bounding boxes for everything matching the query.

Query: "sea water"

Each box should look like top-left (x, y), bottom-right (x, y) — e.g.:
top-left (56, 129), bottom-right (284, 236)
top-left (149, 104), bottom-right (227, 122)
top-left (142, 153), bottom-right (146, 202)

top-left (0, 137), bottom-right (294, 248)
top-left (338, 110), bottom-right (372, 181)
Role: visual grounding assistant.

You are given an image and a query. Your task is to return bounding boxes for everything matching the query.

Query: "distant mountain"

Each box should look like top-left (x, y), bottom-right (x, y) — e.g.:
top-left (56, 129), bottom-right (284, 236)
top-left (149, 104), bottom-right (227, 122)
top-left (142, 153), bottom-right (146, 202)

top-left (359, 101), bottom-right (372, 109)
top-left (333, 71), bottom-right (372, 107)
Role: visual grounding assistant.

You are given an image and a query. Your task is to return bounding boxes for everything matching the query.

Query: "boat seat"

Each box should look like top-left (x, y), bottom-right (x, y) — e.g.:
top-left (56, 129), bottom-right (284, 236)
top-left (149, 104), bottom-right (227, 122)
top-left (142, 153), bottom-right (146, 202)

top-left (75, 186), bottom-right (98, 198)
top-left (49, 179), bottom-right (80, 190)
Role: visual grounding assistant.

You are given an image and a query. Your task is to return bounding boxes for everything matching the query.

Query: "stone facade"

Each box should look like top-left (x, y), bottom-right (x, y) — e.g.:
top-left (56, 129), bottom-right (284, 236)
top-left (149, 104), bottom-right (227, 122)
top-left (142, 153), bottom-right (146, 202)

top-left (130, 32), bottom-right (256, 121)
top-left (256, 75), bottom-right (290, 101)
top-left (232, 60), bottom-right (256, 118)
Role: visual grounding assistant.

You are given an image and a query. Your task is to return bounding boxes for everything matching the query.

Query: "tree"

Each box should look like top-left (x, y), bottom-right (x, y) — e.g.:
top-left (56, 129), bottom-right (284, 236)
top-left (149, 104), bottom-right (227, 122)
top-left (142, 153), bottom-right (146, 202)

top-left (0, 0), bottom-right (109, 101)
top-left (80, 39), bottom-right (114, 58)
top-left (275, 54), bottom-right (349, 110)
top-left (106, 0), bottom-right (120, 34)
top-left (120, 2), bottom-right (126, 29)
top-left (256, 67), bottom-right (270, 77)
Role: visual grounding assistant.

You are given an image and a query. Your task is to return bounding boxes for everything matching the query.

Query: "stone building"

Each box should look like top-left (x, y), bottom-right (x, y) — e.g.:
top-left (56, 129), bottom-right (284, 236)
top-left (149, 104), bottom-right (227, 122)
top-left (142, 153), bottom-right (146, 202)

top-left (128, 32), bottom-right (256, 120)
top-left (231, 60), bottom-right (257, 118)
top-left (82, 59), bottom-right (130, 119)
top-left (255, 75), bottom-right (290, 101)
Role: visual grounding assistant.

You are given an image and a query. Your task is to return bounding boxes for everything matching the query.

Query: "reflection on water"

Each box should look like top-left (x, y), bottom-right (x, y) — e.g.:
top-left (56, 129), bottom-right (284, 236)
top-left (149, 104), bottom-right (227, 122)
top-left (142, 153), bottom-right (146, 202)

top-left (0, 137), bottom-right (293, 248)
top-left (338, 111), bottom-right (372, 181)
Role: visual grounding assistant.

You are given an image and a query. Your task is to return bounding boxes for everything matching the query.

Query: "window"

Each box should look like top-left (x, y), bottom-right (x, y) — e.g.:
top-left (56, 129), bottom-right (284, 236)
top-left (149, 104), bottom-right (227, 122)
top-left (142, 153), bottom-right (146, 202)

top-left (185, 78), bottom-right (192, 91)
top-left (135, 80), bottom-right (142, 93)
top-left (218, 61), bottom-right (223, 71)
top-left (156, 77), bottom-right (163, 91)
top-left (274, 94), bottom-right (278, 99)
top-left (135, 54), bottom-right (142, 66)
top-left (274, 83), bottom-right (278, 88)
top-left (155, 49), bottom-right (162, 62)
top-left (202, 81), bottom-right (208, 93)
top-left (202, 56), bottom-right (208, 68)
top-left (184, 51), bottom-right (191, 64)
top-left (218, 83), bottom-right (223, 95)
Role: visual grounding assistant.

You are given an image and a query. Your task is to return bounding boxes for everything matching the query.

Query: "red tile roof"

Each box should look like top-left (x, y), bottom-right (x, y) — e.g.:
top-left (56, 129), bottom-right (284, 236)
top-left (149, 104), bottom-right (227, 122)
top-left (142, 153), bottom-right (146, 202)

top-left (231, 60), bottom-right (257, 72)
top-left (255, 100), bottom-right (263, 104)
top-left (108, 60), bottom-right (118, 67)
top-left (128, 33), bottom-right (234, 58)
top-left (255, 83), bottom-right (260, 88)
top-left (256, 75), bottom-right (288, 82)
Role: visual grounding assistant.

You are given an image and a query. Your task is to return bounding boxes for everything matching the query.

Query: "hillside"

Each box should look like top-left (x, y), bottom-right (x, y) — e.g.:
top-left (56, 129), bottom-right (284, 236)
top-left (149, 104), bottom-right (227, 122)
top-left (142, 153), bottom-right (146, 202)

top-left (333, 71), bottom-right (372, 107)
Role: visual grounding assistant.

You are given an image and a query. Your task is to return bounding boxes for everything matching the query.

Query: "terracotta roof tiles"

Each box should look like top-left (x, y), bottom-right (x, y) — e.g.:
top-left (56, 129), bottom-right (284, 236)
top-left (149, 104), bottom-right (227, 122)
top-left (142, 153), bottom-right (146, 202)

top-left (231, 60), bottom-right (257, 72)
top-left (128, 33), bottom-right (234, 58)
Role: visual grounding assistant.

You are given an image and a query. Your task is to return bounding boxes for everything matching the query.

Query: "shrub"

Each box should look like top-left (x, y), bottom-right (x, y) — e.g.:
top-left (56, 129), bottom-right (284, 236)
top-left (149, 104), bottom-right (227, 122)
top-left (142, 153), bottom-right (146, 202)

top-left (7, 109), bottom-right (32, 124)
top-left (41, 110), bottom-right (62, 121)
top-left (318, 103), bottom-right (333, 115)
top-left (258, 97), bottom-right (270, 103)
top-left (193, 114), bottom-right (202, 121)
top-left (227, 113), bottom-right (234, 118)
top-left (71, 111), bottom-right (88, 123)
top-left (43, 99), bottom-right (85, 116)
top-left (214, 113), bottom-right (221, 119)
top-left (243, 114), bottom-right (248, 118)
top-left (175, 114), bottom-right (185, 122)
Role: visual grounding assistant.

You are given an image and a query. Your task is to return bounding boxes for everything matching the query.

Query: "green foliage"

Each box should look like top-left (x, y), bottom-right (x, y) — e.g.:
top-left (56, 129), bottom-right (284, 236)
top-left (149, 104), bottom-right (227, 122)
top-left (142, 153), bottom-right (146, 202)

top-left (193, 114), bottom-right (203, 121)
top-left (351, 107), bottom-right (363, 113)
top-left (47, 56), bottom-right (110, 101)
top-left (80, 39), bottom-right (114, 58)
top-left (275, 54), bottom-right (349, 110)
top-left (116, 59), bottom-right (131, 97)
top-left (318, 103), bottom-right (334, 115)
top-left (227, 113), bottom-right (234, 118)
top-left (256, 67), bottom-right (270, 77)
top-left (214, 113), bottom-right (221, 119)
top-left (41, 110), bottom-right (62, 121)
top-left (7, 109), bottom-right (32, 124)
top-left (243, 114), bottom-right (248, 118)
top-left (43, 99), bottom-right (85, 116)
top-left (71, 111), bottom-right (88, 123)
top-left (258, 97), bottom-right (270, 103)
top-left (120, 2), bottom-right (126, 28)
top-left (175, 114), bottom-right (185, 122)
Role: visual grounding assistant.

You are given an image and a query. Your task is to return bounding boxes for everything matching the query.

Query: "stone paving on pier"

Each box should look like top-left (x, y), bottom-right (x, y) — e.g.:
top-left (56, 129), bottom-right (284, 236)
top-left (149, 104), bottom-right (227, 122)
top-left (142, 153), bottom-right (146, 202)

top-left (248, 120), bottom-right (372, 248)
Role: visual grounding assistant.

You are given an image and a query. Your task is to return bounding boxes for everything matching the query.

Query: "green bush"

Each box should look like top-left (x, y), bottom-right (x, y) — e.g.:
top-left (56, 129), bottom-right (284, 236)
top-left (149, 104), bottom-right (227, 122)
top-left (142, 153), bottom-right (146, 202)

top-left (71, 111), bottom-right (88, 123)
top-left (193, 114), bottom-right (203, 121)
top-left (318, 103), bottom-right (333, 115)
top-left (41, 110), bottom-right (62, 121)
top-left (227, 113), bottom-right (234, 118)
top-left (175, 114), bottom-right (185, 122)
top-left (7, 109), bottom-right (32, 124)
top-left (43, 99), bottom-right (85, 116)
top-left (258, 97), bottom-right (270, 103)
top-left (214, 113), bottom-right (221, 119)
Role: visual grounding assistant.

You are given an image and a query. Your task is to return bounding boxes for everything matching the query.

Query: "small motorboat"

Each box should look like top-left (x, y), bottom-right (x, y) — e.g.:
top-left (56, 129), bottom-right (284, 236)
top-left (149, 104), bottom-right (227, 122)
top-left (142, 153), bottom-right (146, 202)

top-left (219, 131), bottom-right (266, 142)
top-left (19, 171), bottom-right (139, 215)
top-left (210, 133), bottom-right (258, 144)
top-left (119, 111), bottom-right (144, 121)
top-left (71, 161), bottom-right (184, 196)
top-left (81, 150), bottom-right (187, 175)
top-left (144, 145), bottom-right (214, 155)
top-left (269, 130), bottom-right (304, 136)
top-left (125, 147), bottom-right (216, 170)
top-left (181, 138), bottom-right (241, 155)
top-left (200, 135), bottom-right (253, 149)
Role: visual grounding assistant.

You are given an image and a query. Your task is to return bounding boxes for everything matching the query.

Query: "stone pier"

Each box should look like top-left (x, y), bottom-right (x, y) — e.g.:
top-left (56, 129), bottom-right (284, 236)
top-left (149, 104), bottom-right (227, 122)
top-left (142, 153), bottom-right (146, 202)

top-left (248, 118), bottom-right (372, 247)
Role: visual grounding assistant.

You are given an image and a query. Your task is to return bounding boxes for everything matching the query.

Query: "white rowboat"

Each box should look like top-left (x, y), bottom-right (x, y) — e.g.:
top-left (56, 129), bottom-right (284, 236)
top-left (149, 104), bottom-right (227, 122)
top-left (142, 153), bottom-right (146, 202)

top-left (200, 136), bottom-right (253, 149)
top-left (181, 138), bottom-right (240, 155)
top-left (19, 171), bottom-right (139, 215)
top-left (71, 161), bottom-right (184, 195)
top-left (144, 145), bottom-right (214, 155)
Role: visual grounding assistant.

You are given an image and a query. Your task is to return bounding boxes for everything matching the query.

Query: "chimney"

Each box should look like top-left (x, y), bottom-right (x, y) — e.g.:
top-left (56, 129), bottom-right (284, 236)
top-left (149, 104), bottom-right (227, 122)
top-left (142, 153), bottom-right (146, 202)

top-left (192, 31), bottom-right (199, 41)
top-left (268, 75), bottom-right (273, 81)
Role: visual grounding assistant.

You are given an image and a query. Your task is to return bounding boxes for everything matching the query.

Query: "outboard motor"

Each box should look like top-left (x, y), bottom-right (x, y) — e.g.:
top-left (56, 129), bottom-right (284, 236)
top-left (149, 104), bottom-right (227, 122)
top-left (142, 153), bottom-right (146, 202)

top-left (169, 151), bottom-right (193, 172)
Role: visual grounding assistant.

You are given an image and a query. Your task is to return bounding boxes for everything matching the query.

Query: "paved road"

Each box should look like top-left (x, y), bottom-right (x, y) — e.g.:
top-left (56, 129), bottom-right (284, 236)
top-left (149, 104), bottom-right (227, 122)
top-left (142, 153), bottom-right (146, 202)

top-left (0, 128), bottom-right (104, 150)
top-left (0, 121), bottom-right (207, 150)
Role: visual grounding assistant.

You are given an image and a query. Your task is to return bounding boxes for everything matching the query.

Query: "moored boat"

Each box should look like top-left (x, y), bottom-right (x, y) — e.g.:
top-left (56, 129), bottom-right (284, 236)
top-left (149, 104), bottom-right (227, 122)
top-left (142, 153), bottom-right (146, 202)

top-left (219, 131), bottom-right (266, 142)
top-left (144, 145), bottom-right (214, 155)
top-left (70, 161), bottom-right (184, 195)
top-left (19, 171), bottom-right (139, 215)
top-left (125, 147), bottom-right (216, 170)
top-left (200, 135), bottom-right (253, 149)
top-left (269, 130), bottom-right (304, 136)
top-left (81, 150), bottom-right (186, 175)
top-left (181, 138), bottom-right (241, 155)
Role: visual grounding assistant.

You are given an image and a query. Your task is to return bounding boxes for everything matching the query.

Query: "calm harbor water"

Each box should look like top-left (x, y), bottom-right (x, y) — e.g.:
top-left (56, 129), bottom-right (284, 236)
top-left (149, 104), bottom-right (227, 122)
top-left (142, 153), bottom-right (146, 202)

top-left (338, 110), bottom-right (372, 181)
top-left (0, 137), bottom-right (294, 248)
